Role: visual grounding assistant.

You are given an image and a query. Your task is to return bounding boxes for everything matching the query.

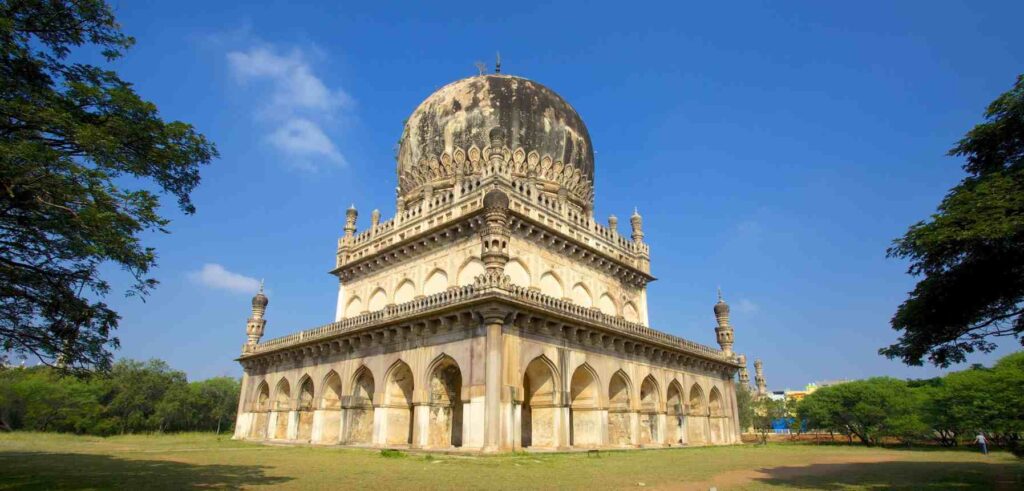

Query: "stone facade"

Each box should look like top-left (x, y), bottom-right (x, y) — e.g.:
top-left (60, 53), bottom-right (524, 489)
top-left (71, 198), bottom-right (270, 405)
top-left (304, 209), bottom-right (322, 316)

top-left (233, 74), bottom-right (748, 451)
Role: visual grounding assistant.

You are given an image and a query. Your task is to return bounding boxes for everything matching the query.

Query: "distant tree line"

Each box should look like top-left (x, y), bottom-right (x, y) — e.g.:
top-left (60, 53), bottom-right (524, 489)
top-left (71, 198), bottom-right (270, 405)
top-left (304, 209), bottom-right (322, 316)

top-left (0, 359), bottom-right (239, 435)
top-left (792, 351), bottom-right (1023, 455)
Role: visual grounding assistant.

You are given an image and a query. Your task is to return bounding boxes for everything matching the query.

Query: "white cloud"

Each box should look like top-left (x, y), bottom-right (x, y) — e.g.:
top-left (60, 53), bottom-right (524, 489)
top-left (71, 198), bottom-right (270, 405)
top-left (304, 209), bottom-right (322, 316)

top-left (226, 43), bottom-right (350, 170)
top-left (268, 118), bottom-right (345, 165)
top-left (188, 263), bottom-right (259, 294)
top-left (735, 298), bottom-right (759, 314)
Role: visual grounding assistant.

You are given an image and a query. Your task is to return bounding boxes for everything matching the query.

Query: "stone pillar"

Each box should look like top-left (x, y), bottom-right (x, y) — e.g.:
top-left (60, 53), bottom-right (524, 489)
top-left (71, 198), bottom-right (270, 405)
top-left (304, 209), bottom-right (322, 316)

top-left (482, 308), bottom-right (505, 452)
top-left (630, 411), bottom-right (640, 447)
top-left (556, 403), bottom-right (571, 450)
top-left (286, 410), bottom-right (299, 440)
top-left (411, 403), bottom-right (430, 449)
top-left (372, 403), bottom-right (387, 447)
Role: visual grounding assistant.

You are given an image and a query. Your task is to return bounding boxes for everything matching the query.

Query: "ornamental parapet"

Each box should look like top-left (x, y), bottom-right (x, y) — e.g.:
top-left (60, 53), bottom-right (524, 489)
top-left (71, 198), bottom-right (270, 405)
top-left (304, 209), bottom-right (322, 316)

top-left (242, 276), bottom-right (730, 366)
top-left (337, 146), bottom-right (649, 273)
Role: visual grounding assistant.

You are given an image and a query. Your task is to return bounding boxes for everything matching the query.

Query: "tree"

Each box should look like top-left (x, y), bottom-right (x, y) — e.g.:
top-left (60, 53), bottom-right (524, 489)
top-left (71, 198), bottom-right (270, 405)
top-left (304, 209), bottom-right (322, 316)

top-left (191, 377), bottom-right (240, 434)
top-left (751, 397), bottom-right (785, 445)
top-left (0, 0), bottom-right (217, 372)
top-left (735, 385), bottom-right (754, 432)
top-left (796, 378), bottom-right (926, 446)
top-left (102, 359), bottom-right (186, 434)
top-left (884, 75), bottom-right (1024, 367)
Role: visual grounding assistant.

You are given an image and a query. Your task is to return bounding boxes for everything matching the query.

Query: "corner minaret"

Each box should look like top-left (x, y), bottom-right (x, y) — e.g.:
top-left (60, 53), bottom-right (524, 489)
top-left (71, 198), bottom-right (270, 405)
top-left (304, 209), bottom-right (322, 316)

top-left (754, 358), bottom-right (767, 397)
top-left (714, 288), bottom-right (734, 357)
top-left (630, 208), bottom-right (644, 243)
top-left (244, 281), bottom-right (268, 353)
top-left (736, 354), bottom-right (750, 387)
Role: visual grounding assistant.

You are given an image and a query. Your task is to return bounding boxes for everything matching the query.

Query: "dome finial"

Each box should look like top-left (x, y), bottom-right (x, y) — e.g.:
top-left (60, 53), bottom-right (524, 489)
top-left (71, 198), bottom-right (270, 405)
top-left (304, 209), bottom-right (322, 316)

top-left (259, 279), bottom-right (264, 294)
top-left (717, 286), bottom-right (723, 302)
top-left (495, 51), bottom-right (501, 74)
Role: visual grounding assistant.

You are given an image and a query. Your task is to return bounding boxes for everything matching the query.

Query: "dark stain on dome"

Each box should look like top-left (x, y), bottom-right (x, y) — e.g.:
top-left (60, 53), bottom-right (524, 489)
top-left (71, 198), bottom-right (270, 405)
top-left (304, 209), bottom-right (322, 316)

top-left (397, 75), bottom-right (594, 200)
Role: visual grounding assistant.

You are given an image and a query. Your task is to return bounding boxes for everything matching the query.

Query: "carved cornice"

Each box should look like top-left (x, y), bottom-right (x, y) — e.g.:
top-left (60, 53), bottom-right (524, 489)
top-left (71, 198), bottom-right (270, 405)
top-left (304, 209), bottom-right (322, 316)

top-left (239, 276), bottom-right (736, 374)
top-left (400, 145), bottom-right (594, 208)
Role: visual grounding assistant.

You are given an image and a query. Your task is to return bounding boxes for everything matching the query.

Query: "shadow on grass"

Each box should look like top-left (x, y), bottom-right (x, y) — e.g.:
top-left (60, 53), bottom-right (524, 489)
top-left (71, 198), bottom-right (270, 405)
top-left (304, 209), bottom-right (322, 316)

top-left (753, 460), bottom-right (1022, 490)
top-left (0, 451), bottom-right (291, 490)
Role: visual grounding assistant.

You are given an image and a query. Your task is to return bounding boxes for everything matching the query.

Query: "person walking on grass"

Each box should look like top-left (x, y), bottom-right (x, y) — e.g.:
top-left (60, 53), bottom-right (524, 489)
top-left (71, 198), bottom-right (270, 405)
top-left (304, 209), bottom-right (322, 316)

top-left (975, 433), bottom-right (988, 455)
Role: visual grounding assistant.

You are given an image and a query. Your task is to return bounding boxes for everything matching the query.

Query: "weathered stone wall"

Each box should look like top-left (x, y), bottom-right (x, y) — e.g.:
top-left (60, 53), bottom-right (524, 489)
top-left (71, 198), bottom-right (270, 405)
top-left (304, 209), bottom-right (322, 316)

top-left (236, 318), bottom-right (739, 450)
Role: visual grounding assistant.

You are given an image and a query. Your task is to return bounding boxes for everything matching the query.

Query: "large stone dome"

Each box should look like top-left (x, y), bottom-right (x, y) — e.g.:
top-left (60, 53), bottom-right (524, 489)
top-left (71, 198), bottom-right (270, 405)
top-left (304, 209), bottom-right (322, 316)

top-left (396, 75), bottom-right (594, 206)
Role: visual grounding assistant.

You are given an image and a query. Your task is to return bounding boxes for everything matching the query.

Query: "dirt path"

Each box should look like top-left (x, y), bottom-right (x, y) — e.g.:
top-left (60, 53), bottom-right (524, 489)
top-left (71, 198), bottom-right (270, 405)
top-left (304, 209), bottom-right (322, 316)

top-left (655, 452), bottom-right (1018, 491)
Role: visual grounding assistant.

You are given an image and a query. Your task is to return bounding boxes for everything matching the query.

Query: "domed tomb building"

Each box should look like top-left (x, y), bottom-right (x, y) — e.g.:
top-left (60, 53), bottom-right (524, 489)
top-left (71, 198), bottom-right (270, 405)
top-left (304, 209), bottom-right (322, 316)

top-left (233, 74), bottom-right (747, 451)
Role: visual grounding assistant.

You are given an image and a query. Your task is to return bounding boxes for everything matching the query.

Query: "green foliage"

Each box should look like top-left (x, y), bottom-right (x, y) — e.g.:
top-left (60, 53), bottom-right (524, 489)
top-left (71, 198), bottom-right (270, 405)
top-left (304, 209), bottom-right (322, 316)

top-left (379, 449), bottom-right (406, 458)
top-left (735, 385), bottom-right (754, 431)
top-left (795, 378), bottom-right (926, 446)
top-left (0, 358), bottom-right (238, 434)
top-left (751, 397), bottom-right (785, 444)
top-left (796, 352), bottom-right (1023, 451)
top-left (885, 74), bottom-right (1024, 367)
top-left (0, 0), bottom-right (217, 372)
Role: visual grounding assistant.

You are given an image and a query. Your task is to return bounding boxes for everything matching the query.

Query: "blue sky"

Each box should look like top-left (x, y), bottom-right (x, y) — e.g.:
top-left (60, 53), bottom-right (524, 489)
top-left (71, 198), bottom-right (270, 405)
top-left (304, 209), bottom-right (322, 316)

top-left (90, 1), bottom-right (1023, 390)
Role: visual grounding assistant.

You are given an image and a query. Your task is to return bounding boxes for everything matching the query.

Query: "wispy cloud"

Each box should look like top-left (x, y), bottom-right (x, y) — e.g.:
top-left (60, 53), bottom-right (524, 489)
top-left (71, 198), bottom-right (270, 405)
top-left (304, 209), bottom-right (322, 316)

top-left (226, 43), bottom-right (350, 170)
top-left (188, 263), bottom-right (259, 294)
top-left (735, 298), bottom-right (759, 314)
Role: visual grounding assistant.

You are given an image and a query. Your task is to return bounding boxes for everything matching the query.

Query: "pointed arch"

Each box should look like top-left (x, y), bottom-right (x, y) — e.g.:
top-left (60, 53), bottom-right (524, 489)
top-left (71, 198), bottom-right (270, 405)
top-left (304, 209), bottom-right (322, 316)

top-left (597, 293), bottom-right (617, 316)
top-left (666, 380), bottom-right (684, 415)
top-left (273, 378), bottom-right (291, 410)
top-left (623, 302), bottom-right (640, 323)
top-left (296, 375), bottom-right (315, 440)
top-left (253, 380), bottom-right (270, 411)
top-left (384, 359), bottom-right (414, 444)
top-left (689, 384), bottom-right (707, 415)
top-left (569, 363), bottom-right (600, 408)
top-left (608, 370), bottom-right (632, 409)
top-left (709, 386), bottom-right (725, 417)
top-left (569, 362), bottom-right (600, 447)
top-left (346, 366), bottom-right (375, 444)
top-left (521, 355), bottom-right (559, 448)
top-left (426, 354), bottom-right (463, 448)
top-left (539, 271), bottom-right (564, 298)
top-left (505, 258), bottom-right (530, 287)
top-left (320, 370), bottom-right (342, 409)
top-left (350, 365), bottom-right (375, 403)
top-left (368, 287), bottom-right (387, 312)
top-left (250, 380), bottom-right (271, 439)
top-left (666, 379), bottom-right (685, 445)
top-left (296, 374), bottom-right (315, 410)
top-left (344, 296), bottom-right (363, 318)
top-left (456, 257), bottom-right (485, 285)
top-left (423, 268), bottom-right (448, 296)
top-left (640, 375), bottom-right (660, 411)
top-left (394, 279), bottom-right (415, 304)
top-left (571, 283), bottom-right (593, 308)
top-left (608, 370), bottom-right (633, 446)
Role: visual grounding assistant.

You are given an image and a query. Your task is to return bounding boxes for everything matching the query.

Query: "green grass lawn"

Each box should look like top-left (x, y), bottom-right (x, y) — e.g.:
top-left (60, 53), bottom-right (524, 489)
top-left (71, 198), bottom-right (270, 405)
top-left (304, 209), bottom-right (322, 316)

top-left (0, 433), bottom-right (1020, 490)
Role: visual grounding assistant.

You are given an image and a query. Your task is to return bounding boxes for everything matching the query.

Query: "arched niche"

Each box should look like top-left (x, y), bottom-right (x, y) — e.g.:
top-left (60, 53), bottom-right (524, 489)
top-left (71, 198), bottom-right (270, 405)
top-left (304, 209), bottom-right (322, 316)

top-left (394, 279), bottom-right (415, 304)
top-left (638, 376), bottom-right (660, 444)
top-left (427, 355), bottom-right (463, 448)
top-left (569, 364), bottom-right (600, 447)
top-left (344, 296), bottom-right (363, 318)
top-left (572, 283), bottom-right (593, 308)
top-left (607, 371), bottom-right (632, 446)
top-left (346, 367), bottom-right (375, 445)
top-left (319, 371), bottom-right (343, 443)
top-left (623, 302), bottom-right (640, 323)
top-left (385, 361), bottom-right (414, 445)
top-left (597, 293), bottom-right (617, 316)
top-left (423, 269), bottom-right (448, 296)
top-left (456, 258), bottom-right (484, 286)
top-left (296, 376), bottom-right (315, 441)
top-left (368, 288), bottom-right (387, 312)
top-left (505, 259), bottom-right (530, 287)
top-left (666, 381), bottom-right (684, 445)
top-left (539, 272), bottom-right (563, 298)
top-left (521, 356), bottom-right (557, 448)
top-left (272, 378), bottom-right (291, 440)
